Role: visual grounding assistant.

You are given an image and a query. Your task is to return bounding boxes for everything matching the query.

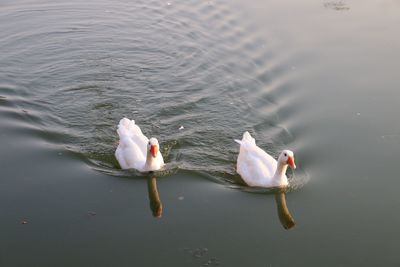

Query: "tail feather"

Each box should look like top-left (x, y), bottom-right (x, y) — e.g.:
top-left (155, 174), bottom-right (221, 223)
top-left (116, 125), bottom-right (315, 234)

top-left (117, 120), bottom-right (130, 139)
top-left (234, 139), bottom-right (242, 145)
top-left (242, 131), bottom-right (255, 144)
top-left (116, 118), bottom-right (149, 158)
top-left (117, 118), bottom-right (144, 139)
top-left (119, 118), bottom-right (132, 128)
top-left (235, 131), bottom-right (256, 147)
top-left (117, 118), bottom-right (132, 137)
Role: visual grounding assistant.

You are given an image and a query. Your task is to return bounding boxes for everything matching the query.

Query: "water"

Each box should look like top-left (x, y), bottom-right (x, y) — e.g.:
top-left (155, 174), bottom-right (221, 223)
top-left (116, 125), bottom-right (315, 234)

top-left (1, 0), bottom-right (399, 266)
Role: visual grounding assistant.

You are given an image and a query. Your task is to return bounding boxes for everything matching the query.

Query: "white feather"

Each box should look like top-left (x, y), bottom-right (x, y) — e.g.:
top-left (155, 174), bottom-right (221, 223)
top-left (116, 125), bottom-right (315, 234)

top-left (235, 131), bottom-right (293, 188)
top-left (115, 118), bottom-right (164, 171)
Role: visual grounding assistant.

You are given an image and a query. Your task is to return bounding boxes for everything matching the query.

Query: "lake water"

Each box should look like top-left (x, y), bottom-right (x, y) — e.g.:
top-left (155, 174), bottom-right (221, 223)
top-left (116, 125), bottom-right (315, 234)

top-left (1, 0), bottom-right (400, 266)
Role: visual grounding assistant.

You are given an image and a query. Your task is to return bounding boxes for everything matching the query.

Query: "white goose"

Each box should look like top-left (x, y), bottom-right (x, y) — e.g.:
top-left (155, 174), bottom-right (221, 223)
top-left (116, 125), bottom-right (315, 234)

top-left (115, 118), bottom-right (164, 171)
top-left (235, 131), bottom-right (296, 188)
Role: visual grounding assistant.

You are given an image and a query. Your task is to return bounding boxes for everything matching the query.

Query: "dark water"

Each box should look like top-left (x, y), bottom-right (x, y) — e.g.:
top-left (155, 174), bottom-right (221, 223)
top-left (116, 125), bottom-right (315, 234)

top-left (1, 0), bottom-right (400, 266)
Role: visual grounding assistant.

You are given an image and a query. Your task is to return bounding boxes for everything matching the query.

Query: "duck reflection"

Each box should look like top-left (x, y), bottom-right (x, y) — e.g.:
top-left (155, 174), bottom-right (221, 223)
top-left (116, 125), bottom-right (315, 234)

top-left (147, 176), bottom-right (163, 218)
top-left (274, 189), bottom-right (295, 229)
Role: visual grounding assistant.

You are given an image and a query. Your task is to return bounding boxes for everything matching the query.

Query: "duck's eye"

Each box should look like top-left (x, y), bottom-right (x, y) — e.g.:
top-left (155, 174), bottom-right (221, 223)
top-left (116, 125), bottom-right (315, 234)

top-left (284, 153), bottom-right (287, 157)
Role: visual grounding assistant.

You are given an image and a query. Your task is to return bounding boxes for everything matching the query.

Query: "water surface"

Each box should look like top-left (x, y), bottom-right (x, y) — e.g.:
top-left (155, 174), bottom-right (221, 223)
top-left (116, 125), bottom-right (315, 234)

top-left (1, 0), bottom-right (400, 266)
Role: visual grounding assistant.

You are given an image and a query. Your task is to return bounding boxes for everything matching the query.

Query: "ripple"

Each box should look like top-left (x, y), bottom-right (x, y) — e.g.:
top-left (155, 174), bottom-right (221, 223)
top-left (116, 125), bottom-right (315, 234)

top-left (0, 0), bottom-right (309, 190)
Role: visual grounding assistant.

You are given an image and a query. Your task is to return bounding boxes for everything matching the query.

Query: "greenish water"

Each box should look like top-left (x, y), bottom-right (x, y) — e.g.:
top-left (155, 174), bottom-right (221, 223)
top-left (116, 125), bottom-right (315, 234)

top-left (1, 0), bottom-right (400, 266)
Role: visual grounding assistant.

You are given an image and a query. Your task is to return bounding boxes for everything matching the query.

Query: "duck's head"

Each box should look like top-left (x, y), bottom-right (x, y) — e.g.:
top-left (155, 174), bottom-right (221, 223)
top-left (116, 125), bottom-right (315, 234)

top-left (147, 138), bottom-right (160, 158)
top-left (278, 150), bottom-right (296, 169)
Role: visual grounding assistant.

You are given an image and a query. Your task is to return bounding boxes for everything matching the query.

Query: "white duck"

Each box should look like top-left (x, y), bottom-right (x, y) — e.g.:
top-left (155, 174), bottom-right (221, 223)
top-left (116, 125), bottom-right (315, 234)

top-left (235, 131), bottom-right (296, 188)
top-left (115, 118), bottom-right (164, 171)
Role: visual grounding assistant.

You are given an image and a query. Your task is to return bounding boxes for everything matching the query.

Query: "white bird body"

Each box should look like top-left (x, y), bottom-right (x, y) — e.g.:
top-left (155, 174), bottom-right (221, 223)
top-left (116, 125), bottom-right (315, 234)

top-left (235, 131), bottom-right (296, 188)
top-left (115, 118), bottom-right (164, 172)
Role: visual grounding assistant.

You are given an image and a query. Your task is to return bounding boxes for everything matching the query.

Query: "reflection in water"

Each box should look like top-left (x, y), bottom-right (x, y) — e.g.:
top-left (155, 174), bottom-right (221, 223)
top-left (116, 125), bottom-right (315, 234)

top-left (274, 190), bottom-right (295, 229)
top-left (147, 176), bottom-right (163, 218)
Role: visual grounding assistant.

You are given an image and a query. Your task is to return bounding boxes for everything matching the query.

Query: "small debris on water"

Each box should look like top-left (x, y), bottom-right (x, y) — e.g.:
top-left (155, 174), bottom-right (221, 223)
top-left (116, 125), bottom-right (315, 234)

top-left (179, 125), bottom-right (184, 130)
top-left (178, 196), bottom-right (184, 200)
top-left (193, 248), bottom-right (208, 259)
top-left (324, 1), bottom-right (350, 11)
top-left (356, 112), bottom-right (361, 116)
top-left (88, 211), bottom-right (97, 216)
top-left (167, 2), bottom-right (171, 6)
top-left (380, 134), bottom-right (400, 143)
top-left (21, 220), bottom-right (28, 225)
top-left (203, 257), bottom-right (220, 266)
top-left (184, 247), bottom-right (220, 266)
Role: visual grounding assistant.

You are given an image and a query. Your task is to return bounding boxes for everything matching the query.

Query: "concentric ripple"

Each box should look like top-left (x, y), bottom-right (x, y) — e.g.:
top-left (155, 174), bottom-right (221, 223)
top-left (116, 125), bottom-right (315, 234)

top-left (0, 0), bottom-right (309, 189)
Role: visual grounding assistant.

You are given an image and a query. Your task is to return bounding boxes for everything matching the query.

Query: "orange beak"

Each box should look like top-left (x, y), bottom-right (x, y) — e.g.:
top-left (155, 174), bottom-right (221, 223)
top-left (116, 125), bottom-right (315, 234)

top-left (287, 156), bottom-right (296, 169)
top-left (150, 145), bottom-right (158, 158)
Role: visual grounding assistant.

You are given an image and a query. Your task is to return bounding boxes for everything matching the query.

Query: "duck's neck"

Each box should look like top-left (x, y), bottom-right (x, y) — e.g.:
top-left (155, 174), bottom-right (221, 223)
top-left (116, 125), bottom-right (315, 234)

top-left (144, 152), bottom-right (156, 171)
top-left (273, 161), bottom-right (288, 182)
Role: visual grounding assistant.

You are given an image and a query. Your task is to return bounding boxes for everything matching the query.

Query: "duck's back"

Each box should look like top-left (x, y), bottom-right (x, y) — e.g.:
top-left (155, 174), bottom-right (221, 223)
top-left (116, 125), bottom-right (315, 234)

top-left (235, 132), bottom-right (278, 187)
top-left (115, 118), bottom-right (149, 170)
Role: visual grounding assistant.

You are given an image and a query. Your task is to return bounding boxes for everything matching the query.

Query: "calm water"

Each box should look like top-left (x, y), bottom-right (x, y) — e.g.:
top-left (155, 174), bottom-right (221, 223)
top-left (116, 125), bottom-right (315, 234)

top-left (1, 0), bottom-right (400, 266)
